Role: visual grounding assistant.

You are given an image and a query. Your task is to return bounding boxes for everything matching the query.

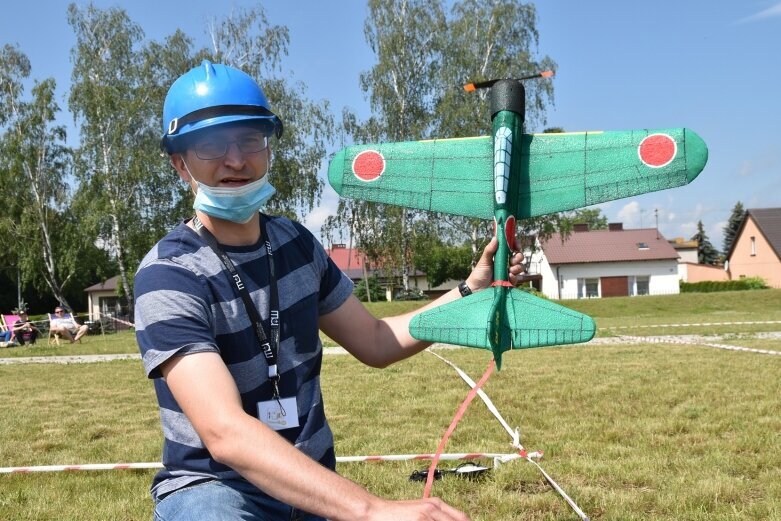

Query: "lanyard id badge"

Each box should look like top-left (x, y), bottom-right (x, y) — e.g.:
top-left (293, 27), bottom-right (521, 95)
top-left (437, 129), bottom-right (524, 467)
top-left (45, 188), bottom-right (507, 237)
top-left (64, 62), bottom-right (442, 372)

top-left (193, 214), bottom-right (282, 399)
top-left (258, 396), bottom-right (299, 431)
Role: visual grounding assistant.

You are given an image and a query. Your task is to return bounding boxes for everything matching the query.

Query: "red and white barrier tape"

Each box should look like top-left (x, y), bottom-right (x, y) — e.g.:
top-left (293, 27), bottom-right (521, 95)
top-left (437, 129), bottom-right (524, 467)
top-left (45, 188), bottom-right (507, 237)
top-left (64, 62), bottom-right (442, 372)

top-left (95, 312), bottom-right (135, 328)
top-left (428, 350), bottom-right (590, 521)
top-left (621, 335), bottom-right (781, 356)
top-left (0, 453), bottom-right (537, 475)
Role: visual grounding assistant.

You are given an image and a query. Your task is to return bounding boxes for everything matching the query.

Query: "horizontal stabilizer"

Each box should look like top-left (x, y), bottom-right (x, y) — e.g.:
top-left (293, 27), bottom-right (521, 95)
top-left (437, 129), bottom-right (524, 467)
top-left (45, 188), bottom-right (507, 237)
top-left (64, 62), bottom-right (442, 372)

top-left (409, 287), bottom-right (595, 367)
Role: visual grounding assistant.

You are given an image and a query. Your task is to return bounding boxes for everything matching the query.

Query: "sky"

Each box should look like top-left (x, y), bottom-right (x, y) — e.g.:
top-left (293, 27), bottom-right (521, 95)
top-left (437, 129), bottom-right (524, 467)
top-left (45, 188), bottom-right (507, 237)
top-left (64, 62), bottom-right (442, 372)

top-left (2, 0), bottom-right (780, 250)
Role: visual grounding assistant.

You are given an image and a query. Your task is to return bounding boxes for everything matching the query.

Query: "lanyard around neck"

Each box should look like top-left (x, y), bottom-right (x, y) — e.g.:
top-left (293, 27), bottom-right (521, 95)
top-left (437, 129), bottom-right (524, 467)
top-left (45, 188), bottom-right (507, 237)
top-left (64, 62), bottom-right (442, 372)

top-left (192, 214), bottom-right (281, 398)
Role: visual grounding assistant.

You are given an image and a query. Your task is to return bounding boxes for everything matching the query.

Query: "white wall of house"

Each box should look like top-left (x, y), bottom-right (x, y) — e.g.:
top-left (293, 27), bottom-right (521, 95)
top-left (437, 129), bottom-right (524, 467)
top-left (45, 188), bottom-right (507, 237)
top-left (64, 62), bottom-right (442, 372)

top-left (540, 259), bottom-right (679, 299)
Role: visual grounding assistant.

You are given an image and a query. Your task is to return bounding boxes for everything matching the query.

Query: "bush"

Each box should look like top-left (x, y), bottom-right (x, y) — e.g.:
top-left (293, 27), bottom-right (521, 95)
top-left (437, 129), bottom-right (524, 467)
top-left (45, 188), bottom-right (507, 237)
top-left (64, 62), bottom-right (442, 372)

top-left (353, 276), bottom-right (385, 302)
top-left (680, 277), bottom-right (768, 293)
top-left (393, 289), bottom-right (427, 301)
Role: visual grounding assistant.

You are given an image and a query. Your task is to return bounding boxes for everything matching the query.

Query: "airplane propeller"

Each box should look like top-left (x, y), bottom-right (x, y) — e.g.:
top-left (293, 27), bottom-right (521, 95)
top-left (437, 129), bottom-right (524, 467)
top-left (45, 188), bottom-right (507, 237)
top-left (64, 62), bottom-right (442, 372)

top-left (463, 70), bottom-right (554, 92)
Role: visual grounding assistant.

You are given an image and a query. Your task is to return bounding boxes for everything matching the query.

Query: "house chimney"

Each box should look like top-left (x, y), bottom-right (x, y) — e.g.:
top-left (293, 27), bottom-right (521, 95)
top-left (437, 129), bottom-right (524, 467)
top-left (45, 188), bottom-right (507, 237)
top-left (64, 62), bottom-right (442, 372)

top-left (608, 222), bottom-right (623, 231)
top-left (333, 243), bottom-right (346, 249)
top-left (573, 223), bottom-right (589, 232)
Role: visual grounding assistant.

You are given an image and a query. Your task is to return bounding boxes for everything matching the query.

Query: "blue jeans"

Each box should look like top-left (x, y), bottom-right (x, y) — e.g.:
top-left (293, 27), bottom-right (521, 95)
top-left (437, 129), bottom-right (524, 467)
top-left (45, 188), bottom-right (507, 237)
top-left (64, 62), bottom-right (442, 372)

top-left (153, 479), bottom-right (325, 521)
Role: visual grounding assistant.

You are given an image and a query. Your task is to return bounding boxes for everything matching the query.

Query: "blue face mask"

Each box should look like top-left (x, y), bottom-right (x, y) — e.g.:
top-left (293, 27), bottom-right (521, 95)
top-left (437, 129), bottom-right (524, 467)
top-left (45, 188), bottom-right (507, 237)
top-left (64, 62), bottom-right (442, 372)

top-left (183, 161), bottom-right (276, 223)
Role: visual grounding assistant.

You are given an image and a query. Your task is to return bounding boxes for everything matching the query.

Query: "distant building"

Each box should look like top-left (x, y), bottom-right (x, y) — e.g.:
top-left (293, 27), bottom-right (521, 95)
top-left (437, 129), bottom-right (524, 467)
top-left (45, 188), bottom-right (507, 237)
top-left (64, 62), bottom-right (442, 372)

top-left (83, 275), bottom-right (131, 327)
top-left (726, 208), bottom-right (781, 288)
top-left (669, 236), bottom-right (728, 283)
top-left (535, 223), bottom-right (680, 299)
top-left (324, 244), bottom-right (456, 300)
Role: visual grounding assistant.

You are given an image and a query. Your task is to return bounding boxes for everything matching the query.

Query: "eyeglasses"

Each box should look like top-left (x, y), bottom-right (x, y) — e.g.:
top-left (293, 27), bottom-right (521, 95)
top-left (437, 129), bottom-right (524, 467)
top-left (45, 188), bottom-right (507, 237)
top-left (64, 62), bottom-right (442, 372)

top-left (193, 132), bottom-right (269, 160)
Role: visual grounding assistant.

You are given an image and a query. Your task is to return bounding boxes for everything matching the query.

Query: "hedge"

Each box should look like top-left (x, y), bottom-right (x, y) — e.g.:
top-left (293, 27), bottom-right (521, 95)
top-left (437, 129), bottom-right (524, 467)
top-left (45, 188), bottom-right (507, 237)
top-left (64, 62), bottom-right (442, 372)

top-left (680, 277), bottom-right (769, 293)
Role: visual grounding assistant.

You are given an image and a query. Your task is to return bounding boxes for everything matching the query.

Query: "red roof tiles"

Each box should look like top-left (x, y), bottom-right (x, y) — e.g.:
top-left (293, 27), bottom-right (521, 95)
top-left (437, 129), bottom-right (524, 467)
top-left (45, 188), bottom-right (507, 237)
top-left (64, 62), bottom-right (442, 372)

top-left (541, 228), bottom-right (679, 265)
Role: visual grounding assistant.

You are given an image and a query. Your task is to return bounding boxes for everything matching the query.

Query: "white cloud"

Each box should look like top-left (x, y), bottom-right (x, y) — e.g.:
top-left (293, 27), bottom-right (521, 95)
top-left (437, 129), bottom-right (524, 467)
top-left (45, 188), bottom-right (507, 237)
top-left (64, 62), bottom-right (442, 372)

top-left (302, 184), bottom-right (340, 243)
top-left (617, 201), bottom-right (641, 228)
top-left (736, 2), bottom-right (781, 23)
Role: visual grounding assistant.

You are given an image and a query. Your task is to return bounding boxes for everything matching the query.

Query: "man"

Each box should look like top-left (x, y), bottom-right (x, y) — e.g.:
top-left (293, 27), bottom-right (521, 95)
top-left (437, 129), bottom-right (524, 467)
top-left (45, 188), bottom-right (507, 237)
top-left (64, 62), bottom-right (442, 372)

top-left (135, 61), bottom-right (524, 521)
top-left (12, 311), bottom-right (39, 345)
top-left (50, 307), bottom-right (88, 343)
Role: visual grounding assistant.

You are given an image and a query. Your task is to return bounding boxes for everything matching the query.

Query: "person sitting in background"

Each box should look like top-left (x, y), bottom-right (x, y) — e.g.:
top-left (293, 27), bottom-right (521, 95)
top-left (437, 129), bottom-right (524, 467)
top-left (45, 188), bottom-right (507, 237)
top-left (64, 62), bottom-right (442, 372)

top-left (49, 307), bottom-right (88, 343)
top-left (0, 328), bottom-right (13, 346)
top-left (12, 311), bottom-right (39, 345)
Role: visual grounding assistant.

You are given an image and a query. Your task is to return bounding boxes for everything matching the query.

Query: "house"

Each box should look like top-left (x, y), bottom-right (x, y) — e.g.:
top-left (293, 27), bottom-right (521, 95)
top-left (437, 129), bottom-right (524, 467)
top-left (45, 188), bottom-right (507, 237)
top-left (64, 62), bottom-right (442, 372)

top-left (84, 276), bottom-right (127, 320)
top-left (726, 208), bottom-right (781, 288)
top-left (324, 244), bottom-right (455, 300)
top-left (536, 223), bottom-right (680, 299)
top-left (669, 236), bottom-right (728, 283)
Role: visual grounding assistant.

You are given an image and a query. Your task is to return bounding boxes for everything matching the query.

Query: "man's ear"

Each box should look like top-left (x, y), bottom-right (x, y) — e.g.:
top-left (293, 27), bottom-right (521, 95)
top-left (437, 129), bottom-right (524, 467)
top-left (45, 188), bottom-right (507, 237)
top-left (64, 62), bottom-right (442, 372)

top-left (170, 153), bottom-right (190, 183)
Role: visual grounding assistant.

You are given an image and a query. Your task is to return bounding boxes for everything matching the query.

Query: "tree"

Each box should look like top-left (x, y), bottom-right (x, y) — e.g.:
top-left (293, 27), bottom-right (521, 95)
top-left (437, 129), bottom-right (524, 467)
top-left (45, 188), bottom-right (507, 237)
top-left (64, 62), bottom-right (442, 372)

top-left (68, 4), bottom-right (197, 314)
top-left (327, 0), bottom-right (446, 293)
top-left (691, 220), bottom-right (719, 265)
top-left (412, 239), bottom-right (472, 288)
top-left (433, 0), bottom-right (558, 266)
top-left (560, 208), bottom-right (608, 231)
top-left (722, 201), bottom-right (745, 254)
top-left (0, 44), bottom-right (80, 309)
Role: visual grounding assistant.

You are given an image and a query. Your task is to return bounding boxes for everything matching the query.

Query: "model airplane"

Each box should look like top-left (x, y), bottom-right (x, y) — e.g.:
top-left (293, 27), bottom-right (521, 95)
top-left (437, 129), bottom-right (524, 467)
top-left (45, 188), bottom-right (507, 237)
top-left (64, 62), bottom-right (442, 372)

top-left (328, 73), bottom-right (708, 367)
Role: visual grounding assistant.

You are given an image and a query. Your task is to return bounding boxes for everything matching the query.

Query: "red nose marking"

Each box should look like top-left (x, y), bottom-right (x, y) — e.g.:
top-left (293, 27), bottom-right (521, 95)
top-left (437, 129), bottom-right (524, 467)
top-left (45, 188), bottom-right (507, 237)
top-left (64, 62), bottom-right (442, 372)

top-left (352, 150), bottom-right (385, 181)
top-left (638, 133), bottom-right (676, 168)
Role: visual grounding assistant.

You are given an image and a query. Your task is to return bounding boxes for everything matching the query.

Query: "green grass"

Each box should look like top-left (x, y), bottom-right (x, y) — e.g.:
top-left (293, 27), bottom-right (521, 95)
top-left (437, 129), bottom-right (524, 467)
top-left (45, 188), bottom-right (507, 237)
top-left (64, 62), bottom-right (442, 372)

top-left (1, 291), bottom-right (780, 519)
top-left (0, 330), bottom-right (140, 358)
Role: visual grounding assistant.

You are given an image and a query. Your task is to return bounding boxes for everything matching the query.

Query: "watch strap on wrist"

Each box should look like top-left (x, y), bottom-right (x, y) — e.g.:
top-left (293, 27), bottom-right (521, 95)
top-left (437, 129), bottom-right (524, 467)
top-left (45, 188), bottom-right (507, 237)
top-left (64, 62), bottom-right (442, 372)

top-left (458, 281), bottom-right (472, 297)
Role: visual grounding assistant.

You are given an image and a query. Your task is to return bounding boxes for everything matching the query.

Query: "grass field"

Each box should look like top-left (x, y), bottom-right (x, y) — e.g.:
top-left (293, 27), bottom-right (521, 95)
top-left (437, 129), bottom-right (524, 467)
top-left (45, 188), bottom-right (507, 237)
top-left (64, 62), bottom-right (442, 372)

top-left (0, 290), bottom-right (779, 520)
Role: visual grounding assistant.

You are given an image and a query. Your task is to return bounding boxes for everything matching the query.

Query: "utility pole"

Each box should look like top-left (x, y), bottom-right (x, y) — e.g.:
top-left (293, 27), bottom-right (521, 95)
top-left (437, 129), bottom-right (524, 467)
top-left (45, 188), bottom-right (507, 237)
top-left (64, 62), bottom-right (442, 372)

top-left (655, 208), bottom-right (659, 239)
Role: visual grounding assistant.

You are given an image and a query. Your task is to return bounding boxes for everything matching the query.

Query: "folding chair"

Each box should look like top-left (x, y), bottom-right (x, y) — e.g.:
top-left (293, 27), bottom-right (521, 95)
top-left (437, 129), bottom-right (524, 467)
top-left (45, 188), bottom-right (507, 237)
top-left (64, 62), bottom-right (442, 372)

top-left (2, 314), bottom-right (36, 346)
top-left (49, 312), bottom-right (82, 344)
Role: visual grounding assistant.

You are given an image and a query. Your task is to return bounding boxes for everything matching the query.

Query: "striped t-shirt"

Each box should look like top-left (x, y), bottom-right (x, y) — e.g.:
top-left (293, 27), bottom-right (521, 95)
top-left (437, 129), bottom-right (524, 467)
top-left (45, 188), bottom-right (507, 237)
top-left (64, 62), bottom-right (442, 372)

top-left (134, 216), bottom-right (353, 501)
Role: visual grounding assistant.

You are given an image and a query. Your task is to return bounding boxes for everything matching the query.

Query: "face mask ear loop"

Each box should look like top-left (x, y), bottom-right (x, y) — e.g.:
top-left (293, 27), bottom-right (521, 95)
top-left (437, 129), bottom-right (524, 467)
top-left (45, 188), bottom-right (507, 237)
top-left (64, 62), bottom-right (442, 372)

top-left (181, 158), bottom-right (199, 198)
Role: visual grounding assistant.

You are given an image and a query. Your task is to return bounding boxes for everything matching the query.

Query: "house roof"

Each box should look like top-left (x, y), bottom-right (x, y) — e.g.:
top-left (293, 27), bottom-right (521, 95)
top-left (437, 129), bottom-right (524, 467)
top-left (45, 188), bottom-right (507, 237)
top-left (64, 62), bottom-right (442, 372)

top-left (325, 246), bottom-right (425, 280)
top-left (84, 275), bottom-right (120, 293)
top-left (727, 207), bottom-right (781, 261)
top-left (669, 237), bottom-right (698, 250)
top-left (541, 228), bottom-right (679, 265)
top-left (325, 246), bottom-right (367, 271)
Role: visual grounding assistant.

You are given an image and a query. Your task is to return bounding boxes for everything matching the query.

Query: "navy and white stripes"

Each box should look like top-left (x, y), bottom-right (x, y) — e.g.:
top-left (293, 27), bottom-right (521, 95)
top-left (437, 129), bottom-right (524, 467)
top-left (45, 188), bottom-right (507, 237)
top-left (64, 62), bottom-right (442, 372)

top-left (135, 216), bottom-right (353, 501)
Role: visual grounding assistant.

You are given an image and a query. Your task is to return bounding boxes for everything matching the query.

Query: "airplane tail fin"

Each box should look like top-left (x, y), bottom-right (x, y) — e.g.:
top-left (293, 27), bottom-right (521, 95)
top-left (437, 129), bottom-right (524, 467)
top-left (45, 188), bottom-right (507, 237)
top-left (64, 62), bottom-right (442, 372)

top-left (409, 287), bottom-right (595, 368)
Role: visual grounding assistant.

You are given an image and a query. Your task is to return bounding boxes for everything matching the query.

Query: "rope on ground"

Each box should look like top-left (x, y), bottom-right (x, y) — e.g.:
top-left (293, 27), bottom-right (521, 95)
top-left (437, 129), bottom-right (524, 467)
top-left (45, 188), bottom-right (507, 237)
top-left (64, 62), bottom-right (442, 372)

top-left (423, 359), bottom-right (495, 499)
top-left (428, 350), bottom-right (590, 521)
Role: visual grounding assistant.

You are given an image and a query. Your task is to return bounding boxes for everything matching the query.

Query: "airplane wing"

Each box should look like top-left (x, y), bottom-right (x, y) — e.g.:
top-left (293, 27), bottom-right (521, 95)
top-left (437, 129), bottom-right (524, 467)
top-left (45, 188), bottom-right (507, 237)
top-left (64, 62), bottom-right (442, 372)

top-left (327, 128), bottom-right (707, 219)
top-left (518, 128), bottom-right (708, 217)
top-left (328, 136), bottom-right (494, 219)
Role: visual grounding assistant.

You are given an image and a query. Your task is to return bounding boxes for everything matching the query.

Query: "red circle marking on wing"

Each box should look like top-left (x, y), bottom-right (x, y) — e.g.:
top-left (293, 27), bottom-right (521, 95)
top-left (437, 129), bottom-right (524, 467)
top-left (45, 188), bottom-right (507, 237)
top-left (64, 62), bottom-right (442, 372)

top-left (638, 134), bottom-right (677, 168)
top-left (352, 150), bottom-right (385, 181)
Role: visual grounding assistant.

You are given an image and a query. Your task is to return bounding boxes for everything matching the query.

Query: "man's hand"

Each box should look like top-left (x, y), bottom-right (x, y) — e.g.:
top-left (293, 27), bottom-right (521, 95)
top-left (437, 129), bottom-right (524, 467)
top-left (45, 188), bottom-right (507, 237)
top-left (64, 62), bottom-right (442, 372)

top-left (465, 237), bottom-right (524, 292)
top-left (364, 497), bottom-right (470, 521)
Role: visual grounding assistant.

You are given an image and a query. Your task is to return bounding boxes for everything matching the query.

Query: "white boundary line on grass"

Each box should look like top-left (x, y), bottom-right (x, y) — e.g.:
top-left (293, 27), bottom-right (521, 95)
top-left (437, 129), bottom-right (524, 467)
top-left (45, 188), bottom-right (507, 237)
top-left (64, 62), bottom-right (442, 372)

top-left (607, 320), bottom-right (781, 329)
top-left (620, 335), bottom-right (781, 356)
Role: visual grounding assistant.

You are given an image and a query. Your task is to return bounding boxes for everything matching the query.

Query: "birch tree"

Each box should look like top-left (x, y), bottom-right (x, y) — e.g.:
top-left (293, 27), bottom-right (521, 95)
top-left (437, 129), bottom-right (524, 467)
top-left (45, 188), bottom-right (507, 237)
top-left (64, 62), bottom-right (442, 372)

top-left (0, 44), bottom-right (78, 308)
top-left (67, 3), bottom-right (186, 313)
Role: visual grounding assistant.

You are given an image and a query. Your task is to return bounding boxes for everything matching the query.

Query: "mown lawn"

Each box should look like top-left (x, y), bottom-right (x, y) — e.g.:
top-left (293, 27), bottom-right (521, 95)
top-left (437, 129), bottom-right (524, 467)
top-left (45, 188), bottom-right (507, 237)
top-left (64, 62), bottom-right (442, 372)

top-left (0, 290), bottom-right (779, 520)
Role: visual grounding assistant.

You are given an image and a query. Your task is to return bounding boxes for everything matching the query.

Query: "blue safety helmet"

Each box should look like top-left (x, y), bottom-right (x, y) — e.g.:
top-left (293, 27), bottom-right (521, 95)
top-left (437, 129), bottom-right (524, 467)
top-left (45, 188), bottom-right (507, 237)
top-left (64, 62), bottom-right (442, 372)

top-left (160, 60), bottom-right (283, 153)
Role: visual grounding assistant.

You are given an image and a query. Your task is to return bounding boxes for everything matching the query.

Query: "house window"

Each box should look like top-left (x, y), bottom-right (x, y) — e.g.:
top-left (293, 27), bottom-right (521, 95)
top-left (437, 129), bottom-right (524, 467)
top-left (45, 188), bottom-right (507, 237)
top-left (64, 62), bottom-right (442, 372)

top-left (632, 276), bottom-right (650, 296)
top-left (579, 278), bottom-right (599, 298)
top-left (636, 242), bottom-right (649, 250)
top-left (750, 236), bottom-right (756, 256)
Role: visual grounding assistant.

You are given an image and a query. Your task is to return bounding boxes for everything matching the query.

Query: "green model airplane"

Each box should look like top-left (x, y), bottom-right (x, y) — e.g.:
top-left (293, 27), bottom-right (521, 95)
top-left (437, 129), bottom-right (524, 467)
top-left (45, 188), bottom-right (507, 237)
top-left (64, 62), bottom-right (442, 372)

top-left (328, 74), bottom-right (708, 367)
